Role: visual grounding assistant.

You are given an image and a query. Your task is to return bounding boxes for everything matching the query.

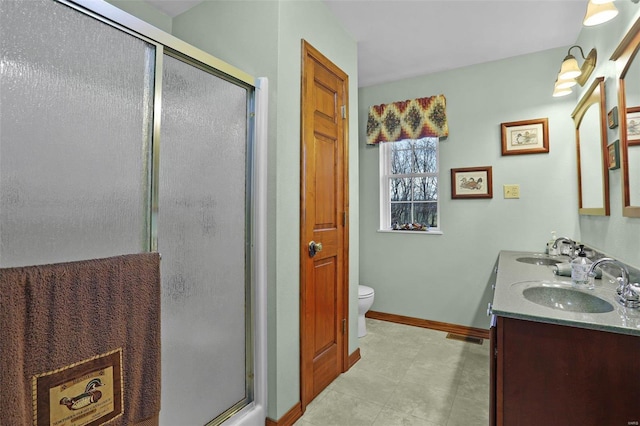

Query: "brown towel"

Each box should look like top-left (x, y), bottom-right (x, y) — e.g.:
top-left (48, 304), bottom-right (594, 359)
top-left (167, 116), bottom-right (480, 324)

top-left (0, 253), bottom-right (160, 426)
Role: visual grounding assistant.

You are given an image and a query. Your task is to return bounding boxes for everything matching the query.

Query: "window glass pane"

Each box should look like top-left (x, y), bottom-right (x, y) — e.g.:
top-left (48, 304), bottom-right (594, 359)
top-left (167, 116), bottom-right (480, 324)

top-left (412, 177), bottom-right (425, 201)
top-left (390, 144), bottom-right (412, 174)
top-left (390, 177), bottom-right (412, 201)
top-left (413, 177), bottom-right (438, 201)
top-left (413, 138), bottom-right (437, 173)
top-left (392, 139), bottom-right (413, 150)
top-left (414, 202), bottom-right (438, 227)
top-left (391, 203), bottom-right (411, 226)
top-left (382, 138), bottom-right (439, 231)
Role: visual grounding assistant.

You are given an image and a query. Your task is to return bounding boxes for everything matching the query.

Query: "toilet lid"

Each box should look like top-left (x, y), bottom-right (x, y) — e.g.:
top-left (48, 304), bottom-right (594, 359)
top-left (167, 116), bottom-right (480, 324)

top-left (358, 285), bottom-right (374, 297)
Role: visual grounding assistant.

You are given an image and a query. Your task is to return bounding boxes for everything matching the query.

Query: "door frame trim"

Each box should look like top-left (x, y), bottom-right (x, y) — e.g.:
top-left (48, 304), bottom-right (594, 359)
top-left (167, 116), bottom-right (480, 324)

top-left (299, 39), bottom-right (350, 412)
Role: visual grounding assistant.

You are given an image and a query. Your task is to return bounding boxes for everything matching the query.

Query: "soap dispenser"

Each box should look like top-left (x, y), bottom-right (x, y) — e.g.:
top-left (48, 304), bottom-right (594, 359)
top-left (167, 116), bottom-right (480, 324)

top-left (571, 245), bottom-right (593, 288)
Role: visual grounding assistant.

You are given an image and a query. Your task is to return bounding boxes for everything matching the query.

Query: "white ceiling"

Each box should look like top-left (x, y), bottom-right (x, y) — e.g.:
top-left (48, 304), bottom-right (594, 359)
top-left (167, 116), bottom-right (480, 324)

top-left (143, 0), bottom-right (204, 17)
top-left (143, 0), bottom-right (587, 87)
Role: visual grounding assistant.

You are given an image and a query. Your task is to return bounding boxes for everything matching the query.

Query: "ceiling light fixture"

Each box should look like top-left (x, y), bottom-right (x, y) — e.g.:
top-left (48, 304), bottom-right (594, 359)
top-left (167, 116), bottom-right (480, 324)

top-left (552, 45), bottom-right (597, 97)
top-left (583, 0), bottom-right (619, 26)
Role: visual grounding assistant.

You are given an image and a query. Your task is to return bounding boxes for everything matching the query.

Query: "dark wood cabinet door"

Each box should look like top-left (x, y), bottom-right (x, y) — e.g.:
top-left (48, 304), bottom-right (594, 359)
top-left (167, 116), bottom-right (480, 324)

top-left (495, 316), bottom-right (640, 426)
top-left (489, 319), bottom-right (497, 426)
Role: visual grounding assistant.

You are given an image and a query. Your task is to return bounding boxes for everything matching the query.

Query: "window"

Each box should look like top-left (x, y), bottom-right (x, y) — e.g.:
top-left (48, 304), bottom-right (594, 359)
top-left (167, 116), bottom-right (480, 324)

top-left (380, 138), bottom-right (439, 232)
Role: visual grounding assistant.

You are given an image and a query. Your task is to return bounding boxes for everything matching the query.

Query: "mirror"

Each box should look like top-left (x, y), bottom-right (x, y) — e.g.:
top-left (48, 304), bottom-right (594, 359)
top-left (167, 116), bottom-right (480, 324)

top-left (612, 18), bottom-right (640, 217)
top-left (572, 76), bottom-right (609, 215)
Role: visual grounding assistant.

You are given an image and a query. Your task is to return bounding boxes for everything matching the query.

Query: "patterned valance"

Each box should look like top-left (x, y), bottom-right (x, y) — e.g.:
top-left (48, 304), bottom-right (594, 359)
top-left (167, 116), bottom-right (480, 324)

top-left (366, 95), bottom-right (448, 144)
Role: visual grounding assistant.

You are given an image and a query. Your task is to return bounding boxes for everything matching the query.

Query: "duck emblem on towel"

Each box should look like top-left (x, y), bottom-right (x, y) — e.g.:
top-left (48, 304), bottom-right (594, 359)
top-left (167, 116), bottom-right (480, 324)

top-left (59, 378), bottom-right (104, 410)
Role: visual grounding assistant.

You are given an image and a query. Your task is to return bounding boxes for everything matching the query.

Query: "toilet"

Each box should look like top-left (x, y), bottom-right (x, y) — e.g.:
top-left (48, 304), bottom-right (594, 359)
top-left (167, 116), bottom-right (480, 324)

top-left (358, 285), bottom-right (375, 337)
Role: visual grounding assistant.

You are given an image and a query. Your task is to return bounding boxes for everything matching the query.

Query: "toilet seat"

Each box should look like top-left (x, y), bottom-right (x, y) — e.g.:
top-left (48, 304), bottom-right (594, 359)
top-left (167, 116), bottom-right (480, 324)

top-left (357, 285), bottom-right (375, 337)
top-left (359, 285), bottom-right (374, 298)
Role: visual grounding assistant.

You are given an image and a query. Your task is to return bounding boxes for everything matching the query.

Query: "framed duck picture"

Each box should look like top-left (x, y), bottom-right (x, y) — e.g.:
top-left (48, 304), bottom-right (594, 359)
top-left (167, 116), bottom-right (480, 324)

top-left (627, 106), bottom-right (640, 146)
top-left (501, 118), bottom-right (549, 155)
top-left (451, 166), bottom-right (493, 199)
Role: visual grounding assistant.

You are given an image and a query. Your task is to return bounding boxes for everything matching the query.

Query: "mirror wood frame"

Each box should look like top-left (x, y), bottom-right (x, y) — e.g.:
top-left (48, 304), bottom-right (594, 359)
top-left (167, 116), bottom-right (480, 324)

top-left (572, 76), bottom-right (610, 216)
top-left (611, 17), bottom-right (640, 218)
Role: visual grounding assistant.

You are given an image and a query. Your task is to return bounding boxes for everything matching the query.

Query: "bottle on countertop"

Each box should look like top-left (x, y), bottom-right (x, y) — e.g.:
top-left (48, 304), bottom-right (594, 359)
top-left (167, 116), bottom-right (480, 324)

top-left (571, 245), bottom-right (593, 288)
top-left (547, 231), bottom-right (558, 255)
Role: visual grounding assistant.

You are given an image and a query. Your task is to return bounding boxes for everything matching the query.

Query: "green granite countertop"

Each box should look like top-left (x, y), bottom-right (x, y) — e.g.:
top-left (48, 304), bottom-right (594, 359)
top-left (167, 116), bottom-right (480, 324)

top-left (491, 250), bottom-right (640, 337)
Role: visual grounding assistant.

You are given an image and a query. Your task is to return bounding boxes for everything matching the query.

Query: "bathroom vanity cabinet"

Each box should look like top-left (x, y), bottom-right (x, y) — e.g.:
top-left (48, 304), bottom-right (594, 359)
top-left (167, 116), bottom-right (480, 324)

top-left (490, 313), bottom-right (640, 426)
top-left (489, 251), bottom-right (640, 426)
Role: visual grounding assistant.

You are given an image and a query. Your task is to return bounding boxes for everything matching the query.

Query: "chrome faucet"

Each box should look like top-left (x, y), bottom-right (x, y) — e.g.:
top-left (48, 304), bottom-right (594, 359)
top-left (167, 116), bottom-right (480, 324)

top-left (588, 258), bottom-right (640, 308)
top-left (552, 237), bottom-right (576, 258)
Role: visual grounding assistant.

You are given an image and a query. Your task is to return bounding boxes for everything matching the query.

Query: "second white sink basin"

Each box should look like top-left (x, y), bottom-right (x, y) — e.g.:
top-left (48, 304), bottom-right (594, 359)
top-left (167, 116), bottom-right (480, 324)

top-left (516, 256), bottom-right (563, 266)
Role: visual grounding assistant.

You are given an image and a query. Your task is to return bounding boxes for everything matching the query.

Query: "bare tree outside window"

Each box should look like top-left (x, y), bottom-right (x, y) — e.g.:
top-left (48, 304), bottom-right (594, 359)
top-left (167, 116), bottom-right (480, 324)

top-left (381, 138), bottom-right (439, 231)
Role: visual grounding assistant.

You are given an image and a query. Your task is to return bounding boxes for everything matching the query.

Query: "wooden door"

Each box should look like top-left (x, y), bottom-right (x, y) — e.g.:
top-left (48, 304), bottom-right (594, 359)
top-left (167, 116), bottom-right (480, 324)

top-left (300, 40), bottom-right (349, 409)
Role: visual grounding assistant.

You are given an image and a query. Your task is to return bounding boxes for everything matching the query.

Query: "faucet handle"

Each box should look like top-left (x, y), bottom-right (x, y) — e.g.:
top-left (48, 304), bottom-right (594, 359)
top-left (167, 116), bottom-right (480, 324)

top-left (562, 241), bottom-right (577, 258)
top-left (615, 277), bottom-right (627, 295)
top-left (618, 281), bottom-right (640, 309)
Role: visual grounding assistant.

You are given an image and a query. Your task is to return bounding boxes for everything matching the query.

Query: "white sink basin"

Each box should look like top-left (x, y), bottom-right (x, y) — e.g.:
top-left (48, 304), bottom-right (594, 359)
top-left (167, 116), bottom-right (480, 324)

top-left (516, 256), bottom-right (563, 266)
top-left (521, 283), bottom-right (614, 313)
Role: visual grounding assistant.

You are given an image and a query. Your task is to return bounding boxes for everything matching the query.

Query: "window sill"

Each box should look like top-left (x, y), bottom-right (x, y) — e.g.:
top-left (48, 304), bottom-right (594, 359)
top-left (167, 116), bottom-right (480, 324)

top-left (377, 229), bottom-right (443, 235)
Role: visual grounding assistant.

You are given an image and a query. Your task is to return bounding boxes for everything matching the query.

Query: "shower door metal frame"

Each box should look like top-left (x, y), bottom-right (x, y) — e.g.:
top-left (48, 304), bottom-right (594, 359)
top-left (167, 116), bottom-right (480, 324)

top-left (51, 1), bottom-right (267, 424)
top-left (156, 48), bottom-right (256, 425)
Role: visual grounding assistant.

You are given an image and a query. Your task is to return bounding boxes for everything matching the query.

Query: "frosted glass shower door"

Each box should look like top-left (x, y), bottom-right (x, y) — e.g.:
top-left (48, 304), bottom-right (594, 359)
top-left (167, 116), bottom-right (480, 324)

top-left (158, 53), bottom-right (252, 425)
top-left (0, 0), bottom-right (154, 268)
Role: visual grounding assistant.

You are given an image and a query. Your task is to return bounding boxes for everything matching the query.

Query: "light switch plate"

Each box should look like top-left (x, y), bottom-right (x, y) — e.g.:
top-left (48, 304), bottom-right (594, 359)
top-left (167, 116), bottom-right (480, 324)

top-left (504, 184), bottom-right (520, 199)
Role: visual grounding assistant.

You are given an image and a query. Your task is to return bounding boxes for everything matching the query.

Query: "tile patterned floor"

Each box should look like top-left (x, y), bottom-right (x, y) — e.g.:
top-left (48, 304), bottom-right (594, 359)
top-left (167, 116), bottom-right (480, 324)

top-left (294, 318), bottom-right (490, 426)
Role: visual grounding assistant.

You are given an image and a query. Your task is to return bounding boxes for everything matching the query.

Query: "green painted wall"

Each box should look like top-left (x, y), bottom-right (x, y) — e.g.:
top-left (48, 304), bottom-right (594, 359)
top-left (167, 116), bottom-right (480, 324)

top-left (359, 48), bottom-right (580, 330)
top-left (106, 0), bottom-right (172, 32)
top-left (357, 2), bottom-right (640, 333)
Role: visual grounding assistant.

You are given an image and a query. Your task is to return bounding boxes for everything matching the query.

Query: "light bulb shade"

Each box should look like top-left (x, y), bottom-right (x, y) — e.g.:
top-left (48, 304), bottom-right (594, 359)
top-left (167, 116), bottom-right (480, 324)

top-left (556, 77), bottom-right (577, 89)
top-left (583, 1), bottom-right (618, 26)
top-left (559, 56), bottom-right (581, 80)
top-left (553, 86), bottom-right (572, 97)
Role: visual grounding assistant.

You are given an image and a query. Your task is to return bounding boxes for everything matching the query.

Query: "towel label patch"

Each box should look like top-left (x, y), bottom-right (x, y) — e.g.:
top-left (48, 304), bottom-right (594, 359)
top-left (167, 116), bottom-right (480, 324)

top-left (32, 348), bottom-right (123, 426)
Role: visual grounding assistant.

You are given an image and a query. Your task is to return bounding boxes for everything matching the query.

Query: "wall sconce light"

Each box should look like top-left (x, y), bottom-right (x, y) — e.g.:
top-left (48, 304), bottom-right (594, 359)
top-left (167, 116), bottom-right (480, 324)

top-left (552, 45), bottom-right (597, 96)
top-left (583, 0), bottom-right (619, 26)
